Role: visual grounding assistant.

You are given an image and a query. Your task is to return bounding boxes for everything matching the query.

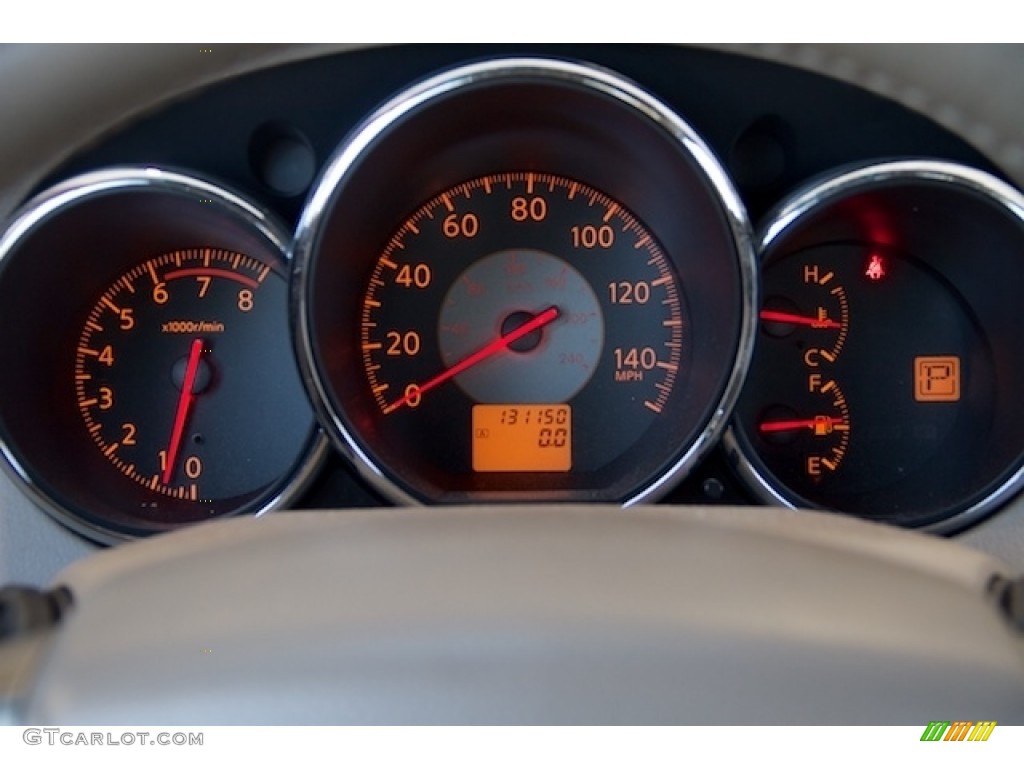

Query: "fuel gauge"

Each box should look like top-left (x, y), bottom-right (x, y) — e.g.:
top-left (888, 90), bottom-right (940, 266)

top-left (757, 377), bottom-right (851, 479)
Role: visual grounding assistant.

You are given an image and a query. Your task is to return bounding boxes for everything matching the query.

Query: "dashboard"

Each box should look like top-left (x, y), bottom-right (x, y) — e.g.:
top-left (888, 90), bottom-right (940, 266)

top-left (2, 43), bottom-right (1024, 727)
top-left (2, 44), bottom-right (1024, 575)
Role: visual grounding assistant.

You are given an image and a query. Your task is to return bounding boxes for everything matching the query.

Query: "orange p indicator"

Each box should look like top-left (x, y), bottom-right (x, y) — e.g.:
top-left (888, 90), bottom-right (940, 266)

top-left (914, 356), bottom-right (960, 402)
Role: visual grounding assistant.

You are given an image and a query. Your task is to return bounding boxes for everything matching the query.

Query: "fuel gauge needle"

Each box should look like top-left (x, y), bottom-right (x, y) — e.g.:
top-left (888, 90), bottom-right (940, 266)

top-left (162, 338), bottom-right (205, 484)
top-left (760, 417), bottom-right (846, 434)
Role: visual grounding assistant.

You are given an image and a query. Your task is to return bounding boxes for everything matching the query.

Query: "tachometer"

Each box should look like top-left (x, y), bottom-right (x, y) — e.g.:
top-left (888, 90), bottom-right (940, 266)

top-left (294, 58), bottom-right (756, 504)
top-left (74, 247), bottom-right (305, 503)
top-left (0, 168), bottom-right (326, 541)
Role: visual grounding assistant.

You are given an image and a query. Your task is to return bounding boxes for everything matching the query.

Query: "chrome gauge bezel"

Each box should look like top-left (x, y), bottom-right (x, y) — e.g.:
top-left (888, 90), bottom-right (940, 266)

top-left (725, 159), bottom-right (1024, 533)
top-left (0, 167), bottom-right (329, 544)
top-left (292, 57), bottom-right (758, 506)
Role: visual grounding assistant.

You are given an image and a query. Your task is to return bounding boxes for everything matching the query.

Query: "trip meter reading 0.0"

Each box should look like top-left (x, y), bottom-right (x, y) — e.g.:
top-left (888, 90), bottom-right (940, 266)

top-left (472, 404), bottom-right (571, 472)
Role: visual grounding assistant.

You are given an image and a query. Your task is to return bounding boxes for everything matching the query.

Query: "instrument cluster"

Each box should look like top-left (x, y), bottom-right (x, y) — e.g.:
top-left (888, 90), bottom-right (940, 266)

top-left (0, 46), bottom-right (1022, 542)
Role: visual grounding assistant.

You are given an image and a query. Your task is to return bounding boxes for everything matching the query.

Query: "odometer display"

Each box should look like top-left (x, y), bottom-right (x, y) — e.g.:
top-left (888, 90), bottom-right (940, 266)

top-left (472, 404), bottom-right (571, 473)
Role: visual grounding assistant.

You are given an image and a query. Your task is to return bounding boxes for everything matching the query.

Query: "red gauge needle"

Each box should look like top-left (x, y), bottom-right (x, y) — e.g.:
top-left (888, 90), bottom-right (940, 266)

top-left (759, 309), bottom-right (841, 329)
top-left (760, 417), bottom-right (846, 434)
top-left (162, 338), bottom-right (205, 484)
top-left (382, 306), bottom-right (561, 414)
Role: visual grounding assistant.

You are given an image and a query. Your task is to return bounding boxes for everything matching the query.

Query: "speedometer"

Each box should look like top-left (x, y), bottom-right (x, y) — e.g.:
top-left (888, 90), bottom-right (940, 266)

top-left (294, 58), bottom-right (756, 504)
top-left (360, 172), bottom-right (685, 482)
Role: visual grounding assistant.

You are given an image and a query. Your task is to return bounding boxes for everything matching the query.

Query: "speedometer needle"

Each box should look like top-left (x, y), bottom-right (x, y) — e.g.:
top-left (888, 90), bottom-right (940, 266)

top-left (759, 309), bottom-right (841, 329)
top-left (162, 338), bottom-right (205, 484)
top-left (383, 306), bottom-right (561, 414)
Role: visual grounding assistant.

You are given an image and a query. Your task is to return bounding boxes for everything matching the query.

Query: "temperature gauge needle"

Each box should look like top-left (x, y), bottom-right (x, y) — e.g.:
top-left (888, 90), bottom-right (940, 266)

top-left (383, 306), bottom-right (560, 414)
top-left (162, 338), bottom-right (205, 484)
top-left (759, 309), bottom-right (841, 329)
top-left (760, 416), bottom-right (846, 435)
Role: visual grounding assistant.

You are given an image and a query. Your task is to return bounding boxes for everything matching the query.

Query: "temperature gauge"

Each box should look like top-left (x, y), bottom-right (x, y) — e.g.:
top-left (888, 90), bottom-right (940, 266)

top-left (759, 261), bottom-right (848, 360)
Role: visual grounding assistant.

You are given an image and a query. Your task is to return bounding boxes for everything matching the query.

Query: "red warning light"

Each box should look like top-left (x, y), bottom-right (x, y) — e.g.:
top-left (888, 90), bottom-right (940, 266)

top-left (865, 254), bottom-right (886, 281)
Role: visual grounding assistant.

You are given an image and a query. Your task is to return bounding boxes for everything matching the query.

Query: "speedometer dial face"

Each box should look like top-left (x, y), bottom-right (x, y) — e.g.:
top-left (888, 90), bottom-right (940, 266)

top-left (360, 172), bottom-right (686, 485)
top-left (295, 58), bottom-right (756, 504)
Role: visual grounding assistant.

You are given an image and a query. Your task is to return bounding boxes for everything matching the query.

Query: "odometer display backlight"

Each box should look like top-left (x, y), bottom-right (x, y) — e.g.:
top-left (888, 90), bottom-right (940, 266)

top-left (472, 404), bottom-right (571, 473)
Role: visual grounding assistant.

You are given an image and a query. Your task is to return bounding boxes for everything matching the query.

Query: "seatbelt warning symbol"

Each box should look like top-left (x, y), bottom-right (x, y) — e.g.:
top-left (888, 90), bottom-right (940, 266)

top-left (914, 356), bottom-right (960, 402)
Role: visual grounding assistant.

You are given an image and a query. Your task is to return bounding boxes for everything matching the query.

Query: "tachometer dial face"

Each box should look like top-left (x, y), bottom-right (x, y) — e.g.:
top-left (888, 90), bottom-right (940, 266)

top-left (0, 168), bottom-right (326, 541)
top-left (295, 58), bottom-right (756, 504)
top-left (74, 248), bottom-right (309, 504)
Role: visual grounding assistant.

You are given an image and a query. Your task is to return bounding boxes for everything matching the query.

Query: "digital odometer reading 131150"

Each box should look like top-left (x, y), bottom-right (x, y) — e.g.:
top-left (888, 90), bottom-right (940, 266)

top-left (472, 404), bottom-right (571, 472)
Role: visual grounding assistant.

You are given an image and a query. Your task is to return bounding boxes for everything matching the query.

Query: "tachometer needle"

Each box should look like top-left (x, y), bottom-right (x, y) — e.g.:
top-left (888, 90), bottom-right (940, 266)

top-left (383, 306), bottom-right (561, 414)
top-left (161, 338), bottom-right (205, 484)
top-left (759, 417), bottom-right (846, 435)
top-left (759, 309), bottom-right (841, 329)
